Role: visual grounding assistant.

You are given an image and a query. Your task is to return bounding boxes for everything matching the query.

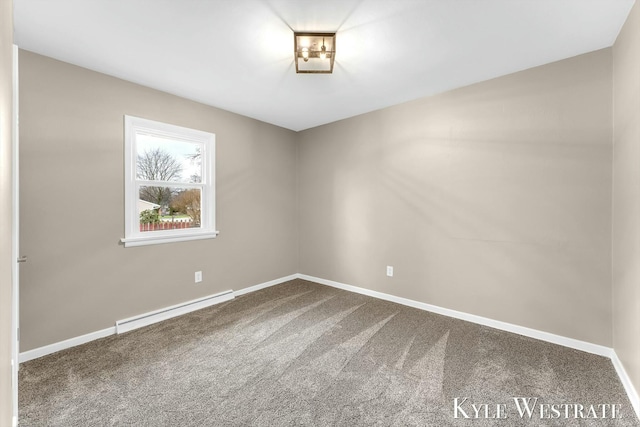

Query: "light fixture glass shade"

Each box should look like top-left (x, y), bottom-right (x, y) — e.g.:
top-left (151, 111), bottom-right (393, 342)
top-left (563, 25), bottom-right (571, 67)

top-left (294, 32), bottom-right (335, 74)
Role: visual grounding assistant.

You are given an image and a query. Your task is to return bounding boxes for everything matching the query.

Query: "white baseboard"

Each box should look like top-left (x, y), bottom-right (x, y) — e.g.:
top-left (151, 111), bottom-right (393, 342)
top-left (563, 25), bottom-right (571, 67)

top-left (19, 274), bottom-right (299, 363)
top-left (19, 327), bottom-right (115, 363)
top-left (611, 351), bottom-right (640, 419)
top-left (116, 290), bottom-right (234, 334)
top-left (234, 274), bottom-right (299, 297)
top-left (298, 274), bottom-right (612, 357)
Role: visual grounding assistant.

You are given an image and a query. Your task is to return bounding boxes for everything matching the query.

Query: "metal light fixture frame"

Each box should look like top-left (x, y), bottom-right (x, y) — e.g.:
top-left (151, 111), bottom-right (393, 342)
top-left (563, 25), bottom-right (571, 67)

top-left (294, 32), bottom-right (336, 74)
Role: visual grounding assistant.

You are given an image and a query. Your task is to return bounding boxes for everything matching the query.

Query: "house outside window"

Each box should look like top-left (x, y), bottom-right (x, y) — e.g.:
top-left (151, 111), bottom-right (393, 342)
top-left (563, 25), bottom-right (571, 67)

top-left (121, 116), bottom-right (218, 247)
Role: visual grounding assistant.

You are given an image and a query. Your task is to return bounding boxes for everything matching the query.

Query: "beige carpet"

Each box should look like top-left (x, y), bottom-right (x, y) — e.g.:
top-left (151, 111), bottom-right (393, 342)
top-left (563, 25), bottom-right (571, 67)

top-left (19, 279), bottom-right (639, 426)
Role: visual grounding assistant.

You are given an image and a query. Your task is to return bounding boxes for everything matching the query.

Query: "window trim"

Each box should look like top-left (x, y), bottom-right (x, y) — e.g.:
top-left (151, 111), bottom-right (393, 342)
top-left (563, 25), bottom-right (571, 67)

top-left (121, 115), bottom-right (218, 247)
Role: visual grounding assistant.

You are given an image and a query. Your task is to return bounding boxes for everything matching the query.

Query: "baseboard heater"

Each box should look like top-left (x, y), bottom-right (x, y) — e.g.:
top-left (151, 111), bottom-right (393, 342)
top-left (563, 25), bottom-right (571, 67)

top-left (115, 290), bottom-right (235, 334)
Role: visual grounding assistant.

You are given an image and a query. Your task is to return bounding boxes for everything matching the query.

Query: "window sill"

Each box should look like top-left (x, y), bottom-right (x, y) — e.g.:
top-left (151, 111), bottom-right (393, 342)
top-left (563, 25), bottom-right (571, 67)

top-left (120, 230), bottom-right (220, 247)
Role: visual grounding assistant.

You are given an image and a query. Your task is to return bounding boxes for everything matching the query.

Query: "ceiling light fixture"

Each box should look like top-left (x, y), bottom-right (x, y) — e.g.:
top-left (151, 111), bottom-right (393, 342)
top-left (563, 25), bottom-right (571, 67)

top-left (294, 32), bottom-right (336, 74)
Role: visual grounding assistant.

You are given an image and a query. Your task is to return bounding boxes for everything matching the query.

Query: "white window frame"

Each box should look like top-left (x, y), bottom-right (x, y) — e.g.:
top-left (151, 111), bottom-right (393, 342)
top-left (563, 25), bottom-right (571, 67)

top-left (121, 115), bottom-right (218, 247)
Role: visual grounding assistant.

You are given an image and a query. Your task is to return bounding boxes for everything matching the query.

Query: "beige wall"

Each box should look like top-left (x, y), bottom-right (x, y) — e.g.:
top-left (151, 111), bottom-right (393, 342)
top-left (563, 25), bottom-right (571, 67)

top-left (298, 49), bottom-right (614, 346)
top-left (19, 51), bottom-right (298, 351)
top-left (613, 0), bottom-right (640, 406)
top-left (0, 0), bottom-right (13, 424)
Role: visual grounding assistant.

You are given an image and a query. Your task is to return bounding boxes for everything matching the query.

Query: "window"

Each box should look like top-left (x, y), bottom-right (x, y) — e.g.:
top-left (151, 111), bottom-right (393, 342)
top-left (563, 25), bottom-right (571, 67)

top-left (121, 116), bottom-right (217, 247)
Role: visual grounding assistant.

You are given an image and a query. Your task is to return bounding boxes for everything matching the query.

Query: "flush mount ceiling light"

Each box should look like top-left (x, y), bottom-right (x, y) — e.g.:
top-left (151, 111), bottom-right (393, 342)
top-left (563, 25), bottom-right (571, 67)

top-left (294, 32), bottom-right (336, 74)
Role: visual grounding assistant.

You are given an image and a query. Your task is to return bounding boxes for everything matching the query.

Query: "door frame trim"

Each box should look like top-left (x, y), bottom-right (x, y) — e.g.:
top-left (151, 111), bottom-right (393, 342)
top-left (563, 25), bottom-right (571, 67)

top-left (11, 43), bottom-right (19, 427)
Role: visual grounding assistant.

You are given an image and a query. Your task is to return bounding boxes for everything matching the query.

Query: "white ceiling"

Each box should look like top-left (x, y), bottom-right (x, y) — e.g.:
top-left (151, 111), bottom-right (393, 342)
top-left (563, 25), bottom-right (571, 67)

top-left (14, 0), bottom-right (635, 131)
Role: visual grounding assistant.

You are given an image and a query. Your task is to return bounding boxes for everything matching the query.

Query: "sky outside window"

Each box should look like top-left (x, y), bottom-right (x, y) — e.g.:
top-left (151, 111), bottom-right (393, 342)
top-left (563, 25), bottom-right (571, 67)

top-left (136, 133), bottom-right (202, 183)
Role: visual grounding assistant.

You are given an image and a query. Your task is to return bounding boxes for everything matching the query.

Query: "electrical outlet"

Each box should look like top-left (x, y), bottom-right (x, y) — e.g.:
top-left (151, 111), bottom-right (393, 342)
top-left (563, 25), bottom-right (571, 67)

top-left (386, 266), bottom-right (394, 277)
top-left (195, 271), bottom-right (202, 283)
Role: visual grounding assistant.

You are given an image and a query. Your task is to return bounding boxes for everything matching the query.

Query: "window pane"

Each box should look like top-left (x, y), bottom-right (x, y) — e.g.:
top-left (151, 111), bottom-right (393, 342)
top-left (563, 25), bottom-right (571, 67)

top-left (136, 134), bottom-right (203, 183)
top-left (138, 186), bottom-right (202, 232)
